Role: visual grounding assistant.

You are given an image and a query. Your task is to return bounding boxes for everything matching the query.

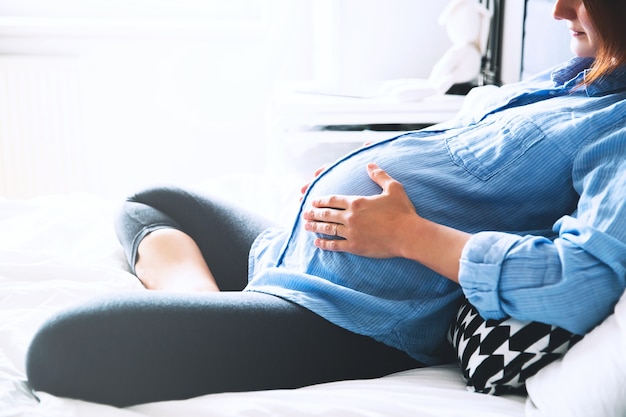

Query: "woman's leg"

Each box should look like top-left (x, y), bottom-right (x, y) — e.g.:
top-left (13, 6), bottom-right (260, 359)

top-left (26, 291), bottom-right (422, 407)
top-left (27, 186), bottom-right (421, 406)
top-left (114, 185), bottom-right (275, 291)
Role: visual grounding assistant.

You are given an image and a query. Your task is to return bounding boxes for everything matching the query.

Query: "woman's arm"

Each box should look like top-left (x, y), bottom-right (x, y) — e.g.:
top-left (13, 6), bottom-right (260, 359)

top-left (302, 163), bottom-right (470, 282)
top-left (460, 130), bottom-right (626, 334)
top-left (302, 144), bottom-right (626, 335)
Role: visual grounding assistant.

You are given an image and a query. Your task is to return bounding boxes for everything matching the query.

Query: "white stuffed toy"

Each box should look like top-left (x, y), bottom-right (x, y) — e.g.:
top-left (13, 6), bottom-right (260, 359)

top-left (429, 0), bottom-right (492, 91)
top-left (306, 0), bottom-right (492, 102)
top-left (380, 0), bottom-right (492, 101)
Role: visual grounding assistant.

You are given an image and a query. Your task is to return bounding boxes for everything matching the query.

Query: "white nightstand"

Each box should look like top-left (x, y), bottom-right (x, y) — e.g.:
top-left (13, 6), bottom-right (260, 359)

top-left (265, 83), bottom-right (466, 191)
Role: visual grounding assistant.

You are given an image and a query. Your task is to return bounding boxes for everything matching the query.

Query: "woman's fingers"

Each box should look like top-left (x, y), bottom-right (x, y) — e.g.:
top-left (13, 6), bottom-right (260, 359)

top-left (310, 195), bottom-right (350, 210)
top-left (301, 163), bottom-right (420, 258)
top-left (303, 219), bottom-right (342, 236)
top-left (367, 162), bottom-right (399, 194)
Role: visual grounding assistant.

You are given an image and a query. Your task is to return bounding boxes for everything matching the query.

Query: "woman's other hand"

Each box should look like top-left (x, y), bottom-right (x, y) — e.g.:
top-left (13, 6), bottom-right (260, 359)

top-left (299, 143), bottom-right (372, 201)
top-left (299, 165), bottom-right (327, 201)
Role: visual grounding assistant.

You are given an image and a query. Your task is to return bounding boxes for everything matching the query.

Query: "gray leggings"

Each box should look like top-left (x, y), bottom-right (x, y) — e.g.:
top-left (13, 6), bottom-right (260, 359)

top-left (26, 186), bottom-right (422, 407)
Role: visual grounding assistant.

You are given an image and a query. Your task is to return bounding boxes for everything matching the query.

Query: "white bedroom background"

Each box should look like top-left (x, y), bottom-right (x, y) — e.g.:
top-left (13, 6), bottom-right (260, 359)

top-left (0, 0), bottom-right (449, 200)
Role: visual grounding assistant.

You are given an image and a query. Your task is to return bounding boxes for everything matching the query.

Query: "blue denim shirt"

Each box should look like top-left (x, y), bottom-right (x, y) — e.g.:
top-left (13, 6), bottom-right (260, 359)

top-left (246, 57), bottom-right (626, 365)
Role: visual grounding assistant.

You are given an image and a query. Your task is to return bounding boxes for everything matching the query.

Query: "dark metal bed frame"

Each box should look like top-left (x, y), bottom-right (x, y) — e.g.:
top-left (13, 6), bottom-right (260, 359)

top-left (479, 0), bottom-right (505, 85)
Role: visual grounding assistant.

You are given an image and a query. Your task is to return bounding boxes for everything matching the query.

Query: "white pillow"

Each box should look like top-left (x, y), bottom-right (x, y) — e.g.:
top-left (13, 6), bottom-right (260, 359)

top-left (525, 290), bottom-right (626, 417)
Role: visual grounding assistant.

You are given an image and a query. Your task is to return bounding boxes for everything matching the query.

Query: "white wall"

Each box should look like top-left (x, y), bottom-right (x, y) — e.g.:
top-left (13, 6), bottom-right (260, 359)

top-left (522, 0), bottom-right (574, 79)
top-left (0, 0), bottom-right (450, 199)
top-left (313, 0), bottom-right (449, 84)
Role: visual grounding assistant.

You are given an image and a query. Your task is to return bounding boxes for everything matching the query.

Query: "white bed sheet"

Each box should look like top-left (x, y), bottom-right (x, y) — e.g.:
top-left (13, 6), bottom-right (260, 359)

top-left (0, 191), bottom-right (527, 417)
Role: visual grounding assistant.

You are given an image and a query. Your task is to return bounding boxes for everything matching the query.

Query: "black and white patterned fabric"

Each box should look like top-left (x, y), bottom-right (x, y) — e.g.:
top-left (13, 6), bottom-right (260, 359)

top-left (448, 300), bottom-right (582, 395)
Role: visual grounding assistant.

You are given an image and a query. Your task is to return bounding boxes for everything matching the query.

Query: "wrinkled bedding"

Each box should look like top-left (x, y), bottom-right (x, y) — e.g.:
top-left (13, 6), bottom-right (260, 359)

top-left (0, 192), bottom-right (526, 417)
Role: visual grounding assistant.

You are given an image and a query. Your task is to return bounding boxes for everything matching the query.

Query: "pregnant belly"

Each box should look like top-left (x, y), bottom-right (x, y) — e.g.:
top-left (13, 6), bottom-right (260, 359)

top-left (278, 135), bottom-right (453, 295)
top-left (303, 135), bottom-right (456, 222)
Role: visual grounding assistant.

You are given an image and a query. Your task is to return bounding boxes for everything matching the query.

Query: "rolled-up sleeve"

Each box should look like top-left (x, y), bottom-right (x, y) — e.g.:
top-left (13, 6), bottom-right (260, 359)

top-left (458, 232), bottom-right (522, 316)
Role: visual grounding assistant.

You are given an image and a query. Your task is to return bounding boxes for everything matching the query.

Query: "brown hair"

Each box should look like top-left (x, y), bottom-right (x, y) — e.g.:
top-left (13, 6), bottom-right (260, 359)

top-left (582, 0), bottom-right (626, 85)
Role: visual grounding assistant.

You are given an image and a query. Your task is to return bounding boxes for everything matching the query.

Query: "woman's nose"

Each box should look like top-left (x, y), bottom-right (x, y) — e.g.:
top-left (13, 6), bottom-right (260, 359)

top-left (553, 0), bottom-right (578, 21)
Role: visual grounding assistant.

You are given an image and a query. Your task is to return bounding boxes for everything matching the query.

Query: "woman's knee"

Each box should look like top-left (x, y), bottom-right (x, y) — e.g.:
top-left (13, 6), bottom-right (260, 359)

top-left (25, 295), bottom-right (158, 406)
top-left (114, 188), bottom-right (185, 270)
top-left (26, 310), bottom-right (89, 400)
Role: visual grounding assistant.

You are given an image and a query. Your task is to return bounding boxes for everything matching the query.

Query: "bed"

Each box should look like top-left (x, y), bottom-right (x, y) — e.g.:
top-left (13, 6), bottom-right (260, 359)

top-left (0, 191), bottom-right (531, 417)
top-left (2, 183), bottom-right (626, 417)
top-left (3, 1), bottom-right (626, 415)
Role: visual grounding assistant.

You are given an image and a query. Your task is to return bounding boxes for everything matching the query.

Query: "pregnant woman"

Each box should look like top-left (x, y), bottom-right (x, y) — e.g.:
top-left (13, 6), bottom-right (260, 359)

top-left (27, 0), bottom-right (626, 408)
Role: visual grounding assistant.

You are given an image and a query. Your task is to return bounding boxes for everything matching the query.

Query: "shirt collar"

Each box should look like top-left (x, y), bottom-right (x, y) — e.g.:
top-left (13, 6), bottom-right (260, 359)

top-left (551, 57), bottom-right (626, 96)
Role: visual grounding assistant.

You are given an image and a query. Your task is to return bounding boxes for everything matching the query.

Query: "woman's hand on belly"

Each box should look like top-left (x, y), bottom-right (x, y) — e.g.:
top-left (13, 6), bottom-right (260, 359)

top-left (302, 163), bottom-right (469, 283)
top-left (303, 163), bottom-right (417, 258)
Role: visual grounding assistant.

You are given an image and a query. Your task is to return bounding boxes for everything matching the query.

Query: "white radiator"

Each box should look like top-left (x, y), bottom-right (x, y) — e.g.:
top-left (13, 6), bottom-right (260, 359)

top-left (0, 56), bottom-right (88, 198)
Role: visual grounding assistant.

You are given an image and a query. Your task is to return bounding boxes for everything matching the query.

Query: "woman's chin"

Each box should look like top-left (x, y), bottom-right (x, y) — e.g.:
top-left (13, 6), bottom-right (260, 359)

top-left (570, 40), bottom-right (596, 58)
